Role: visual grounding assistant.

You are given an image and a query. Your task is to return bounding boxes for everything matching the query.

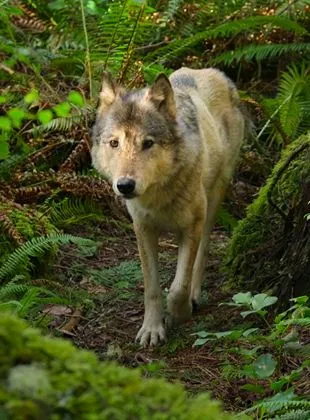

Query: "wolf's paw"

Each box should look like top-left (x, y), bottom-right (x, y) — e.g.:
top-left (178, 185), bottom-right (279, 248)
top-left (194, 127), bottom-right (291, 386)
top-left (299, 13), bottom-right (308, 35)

top-left (136, 322), bottom-right (166, 347)
top-left (167, 290), bottom-right (192, 325)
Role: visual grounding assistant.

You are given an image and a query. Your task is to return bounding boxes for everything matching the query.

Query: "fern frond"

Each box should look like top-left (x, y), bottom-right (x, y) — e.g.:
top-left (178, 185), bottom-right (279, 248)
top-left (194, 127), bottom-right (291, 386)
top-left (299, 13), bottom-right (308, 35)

top-left (30, 105), bottom-right (95, 136)
top-left (146, 15), bottom-right (308, 65)
top-left (0, 281), bottom-right (28, 300)
top-left (273, 409), bottom-right (310, 420)
top-left (0, 234), bottom-right (94, 281)
top-left (261, 399), bottom-right (310, 412)
top-left (162, 0), bottom-right (185, 23)
top-left (243, 394), bottom-right (310, 416)
top-left (46, 197), bottom-right (105, 227)
top-left (0, 301), bottom-right (22, 312)
top-left (0, 153), bottom-right (27, 180)
top-left (17, 287), bottom-right (45, 317)
top-left (278, 63), bottom-right (310, 140)
top-left (213, 43), bottom-right (310, 66)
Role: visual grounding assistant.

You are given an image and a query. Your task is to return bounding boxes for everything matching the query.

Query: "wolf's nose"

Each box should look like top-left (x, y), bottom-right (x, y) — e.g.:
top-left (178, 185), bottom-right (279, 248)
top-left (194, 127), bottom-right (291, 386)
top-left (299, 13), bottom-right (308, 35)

top-left (117, 177), bottom-right (136, 195)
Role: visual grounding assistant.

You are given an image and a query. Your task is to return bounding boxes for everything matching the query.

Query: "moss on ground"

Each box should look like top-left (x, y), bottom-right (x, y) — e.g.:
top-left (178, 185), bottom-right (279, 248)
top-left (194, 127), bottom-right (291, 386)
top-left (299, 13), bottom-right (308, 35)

top-left (225, 132), bottom-right (310, 300)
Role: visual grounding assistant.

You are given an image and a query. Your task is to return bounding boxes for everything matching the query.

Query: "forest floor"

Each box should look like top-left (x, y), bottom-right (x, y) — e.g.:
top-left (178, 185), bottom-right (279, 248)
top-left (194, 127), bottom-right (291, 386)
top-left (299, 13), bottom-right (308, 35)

top-left (43, 161), bottom-right (309, 415)
top-left (48, 218), bottom-right (268, 414)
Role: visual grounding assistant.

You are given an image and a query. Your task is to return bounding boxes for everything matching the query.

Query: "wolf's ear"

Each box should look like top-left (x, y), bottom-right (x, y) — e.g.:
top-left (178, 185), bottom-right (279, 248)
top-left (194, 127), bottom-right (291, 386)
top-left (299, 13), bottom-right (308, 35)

top-left (99, 72), bottom-right (117, 114)
top-left (148, 74), bottom-right (176, 119)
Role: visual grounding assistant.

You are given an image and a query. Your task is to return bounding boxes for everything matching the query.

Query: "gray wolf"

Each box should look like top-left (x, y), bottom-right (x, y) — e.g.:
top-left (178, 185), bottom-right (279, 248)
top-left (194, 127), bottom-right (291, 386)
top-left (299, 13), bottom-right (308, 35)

top-left (91, 67), bottom-right (245, 347)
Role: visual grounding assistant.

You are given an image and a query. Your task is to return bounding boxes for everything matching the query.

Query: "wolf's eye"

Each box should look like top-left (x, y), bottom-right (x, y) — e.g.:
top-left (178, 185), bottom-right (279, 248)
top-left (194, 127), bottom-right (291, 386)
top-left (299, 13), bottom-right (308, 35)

top-left (142, 137), bottom-right (155, 151)
top-left (109, 139), bottom-right (119, 148)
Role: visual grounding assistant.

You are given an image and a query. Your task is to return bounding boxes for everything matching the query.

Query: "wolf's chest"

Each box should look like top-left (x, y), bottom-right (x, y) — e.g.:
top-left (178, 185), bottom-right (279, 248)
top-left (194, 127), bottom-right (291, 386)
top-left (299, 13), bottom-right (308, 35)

top-left (126, 198), bottom-right (195, 232)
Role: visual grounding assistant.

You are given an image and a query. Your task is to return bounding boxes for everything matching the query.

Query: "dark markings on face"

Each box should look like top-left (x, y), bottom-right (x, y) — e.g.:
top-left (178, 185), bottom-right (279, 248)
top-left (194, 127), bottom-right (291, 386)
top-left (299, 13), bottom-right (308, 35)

top-left (92, 91), bottom-right (178, 146)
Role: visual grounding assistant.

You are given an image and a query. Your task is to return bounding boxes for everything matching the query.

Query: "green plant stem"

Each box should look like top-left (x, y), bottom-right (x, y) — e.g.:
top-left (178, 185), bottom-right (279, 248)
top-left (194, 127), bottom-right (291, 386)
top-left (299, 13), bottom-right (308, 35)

top-left (256, 93), bottom-right (292, 142)
top-left (80, 0), bottom-right (93, 101)
top-left (104, 0), bottom-right (128, 71)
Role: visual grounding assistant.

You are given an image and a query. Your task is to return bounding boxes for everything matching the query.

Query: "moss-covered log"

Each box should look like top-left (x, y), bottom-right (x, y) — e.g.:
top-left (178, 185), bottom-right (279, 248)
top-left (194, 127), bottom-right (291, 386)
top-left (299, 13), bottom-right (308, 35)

top-left (225, 132), bottom-right (310, 304)
top-left (0, 314), bottom-right (243, 420)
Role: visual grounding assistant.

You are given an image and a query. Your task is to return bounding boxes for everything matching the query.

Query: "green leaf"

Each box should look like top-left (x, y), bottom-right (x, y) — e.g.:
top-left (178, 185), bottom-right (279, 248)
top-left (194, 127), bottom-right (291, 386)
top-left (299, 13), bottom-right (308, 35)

top-left (243, 328), bottom-right (260, 337)
top-left (240, 310), bottom-right (257, 318)
top-left (53, 102), bottom-right (71, 118)
top-left (239, 345), bottom-right (263, 358)
top-left (195, 331), bottom-right (210, 338)
top-left (193, 337), bottom-right (211, 346)
top-left (214, 330), bottom-right (242, 340)
top-left (290, 296), bottom-right (308, 305)
top-left (7, 108), bottom-right (26, 128)
top-left (48, 0), bottom-right (66, 10)
top-left (24, 89), bottom-right (39, 104)
top-left (241, 384), bottom-right (265, 394)
top-left (37, 110), bottom-right (53, 125)
top-left (242, 364), bottom-right (256, 378)
top-left (232, 292), bottom-right (252, 305)
top-left (251, 294), bottom-right (278, 311)
top-left (271, 377), bottom-right (289, 392)
top-left (0, 116), bottom-right (12, 131)
top-left (0, 95), bottom-right (7, 104)
top-left (252, 353), bottom-right (277, 379)
top-left (0, 141), bottom-right (9, 159)
top-left (68, 91), bottom-right (84, 107)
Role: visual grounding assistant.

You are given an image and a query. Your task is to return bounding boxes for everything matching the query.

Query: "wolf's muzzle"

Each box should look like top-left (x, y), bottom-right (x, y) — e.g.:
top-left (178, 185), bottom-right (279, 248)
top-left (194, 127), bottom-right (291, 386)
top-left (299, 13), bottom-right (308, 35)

top-left (117, 177), bottom-right (136, 197)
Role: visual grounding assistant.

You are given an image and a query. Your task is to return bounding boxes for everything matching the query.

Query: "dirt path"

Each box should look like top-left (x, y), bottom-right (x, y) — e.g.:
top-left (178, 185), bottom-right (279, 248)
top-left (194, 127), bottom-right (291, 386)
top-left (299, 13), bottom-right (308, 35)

top-left (51, 219), bottom-right (258, 413)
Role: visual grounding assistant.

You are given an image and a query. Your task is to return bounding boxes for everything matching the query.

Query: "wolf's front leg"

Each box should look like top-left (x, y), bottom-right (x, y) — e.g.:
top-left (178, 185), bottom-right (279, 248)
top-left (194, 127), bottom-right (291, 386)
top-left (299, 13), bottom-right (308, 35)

top-left (167, 219), bottom-right (204, 325)
top-left (134, 223), bottom-right (166, 347)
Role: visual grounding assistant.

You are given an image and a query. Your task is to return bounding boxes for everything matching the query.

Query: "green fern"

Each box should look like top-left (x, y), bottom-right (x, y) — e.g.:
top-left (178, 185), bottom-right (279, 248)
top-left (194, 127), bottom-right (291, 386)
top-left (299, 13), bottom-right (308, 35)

top-left (30, 105), bottom-right (95, 135)
top-left (50, 0), bottom-right (154, 79)
top-left (90, 261), bottom-right (142, 289)
top-left (259, 63), bottom-right (310, 144)
top-left (0, 276), bottom-right (28, 300)
top-left (0, 300), bottom-right (22, 312)
top-left (278, 64), bottom-right (310, 140)
top-left (242, 390), bottom-right (310, 419)
top-left (273, 409), bottom-right (310, 420)
top-left (0, 234), bottom-right (94, 281)
top-left (146, 15), bottom-right (307, 66)
top-left (46, 197), bottom-right (105, 227)
top-left (213, 43), bottom-right (310, 66)
top-left (0, 274), bottom-right (71, 317)
top-left (162, 0), bottom-right (185, 23)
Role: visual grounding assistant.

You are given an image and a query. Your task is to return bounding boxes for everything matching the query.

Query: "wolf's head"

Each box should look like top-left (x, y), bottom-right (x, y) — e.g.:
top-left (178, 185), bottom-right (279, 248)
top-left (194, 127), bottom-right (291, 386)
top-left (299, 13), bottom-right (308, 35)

top-left (91, 73), bottom-right (179, 200)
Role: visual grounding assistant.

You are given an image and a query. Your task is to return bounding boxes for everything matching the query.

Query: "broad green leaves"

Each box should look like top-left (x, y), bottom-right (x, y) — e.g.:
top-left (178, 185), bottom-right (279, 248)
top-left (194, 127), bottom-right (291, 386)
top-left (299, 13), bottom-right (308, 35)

top-left (53, 102), bottom-right (71, 118)
top-left (252, 353), bottom-right (277, 379)
top-left (7, 108), bottom-right (26, 128)
top-left (0, 90), bottom-right (86, 160)
top-left (193, 327), bottom-right (259, 347)
top-left (68, 91), bottom-right (84, 107)
top-left (221, 292), bottom-right (278, 319)
top-left (24, 89), bottom-right (39, 105)
top-left (0, 116), bottom-right (12, 131)
top-left (37, 110), bottom-right (53, 125)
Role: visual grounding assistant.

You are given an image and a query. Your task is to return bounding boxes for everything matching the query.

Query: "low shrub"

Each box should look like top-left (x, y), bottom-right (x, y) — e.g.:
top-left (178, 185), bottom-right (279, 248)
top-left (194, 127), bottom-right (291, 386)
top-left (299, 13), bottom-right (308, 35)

top-left (0, 314), bottom-right (242, 420)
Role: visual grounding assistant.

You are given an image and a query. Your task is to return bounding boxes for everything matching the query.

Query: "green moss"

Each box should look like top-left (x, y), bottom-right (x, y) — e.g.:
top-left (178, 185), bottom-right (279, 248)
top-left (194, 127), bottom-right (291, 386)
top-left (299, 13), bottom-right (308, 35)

top-left (225, 133), bottom-right (310, 290)
top-left (0, 314), bottom-right (244, 420)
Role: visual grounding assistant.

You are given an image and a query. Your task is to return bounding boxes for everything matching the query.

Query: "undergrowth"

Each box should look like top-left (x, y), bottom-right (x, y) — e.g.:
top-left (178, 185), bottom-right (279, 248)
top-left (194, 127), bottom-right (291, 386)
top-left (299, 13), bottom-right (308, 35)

top-left (193, 293), bottom-right (310, 419)
top-left (0, 0), bottom-right (309, 417)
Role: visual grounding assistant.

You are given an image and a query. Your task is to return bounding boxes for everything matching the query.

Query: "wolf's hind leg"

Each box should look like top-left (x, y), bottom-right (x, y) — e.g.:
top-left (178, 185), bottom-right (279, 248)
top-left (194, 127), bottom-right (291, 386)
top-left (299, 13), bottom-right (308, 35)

top-left (191, 179), bottom-right (228, 305)
top-left (167, 217), bottom-right (204, 325)
top-left (134, 223), bottom-right (166, 347)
